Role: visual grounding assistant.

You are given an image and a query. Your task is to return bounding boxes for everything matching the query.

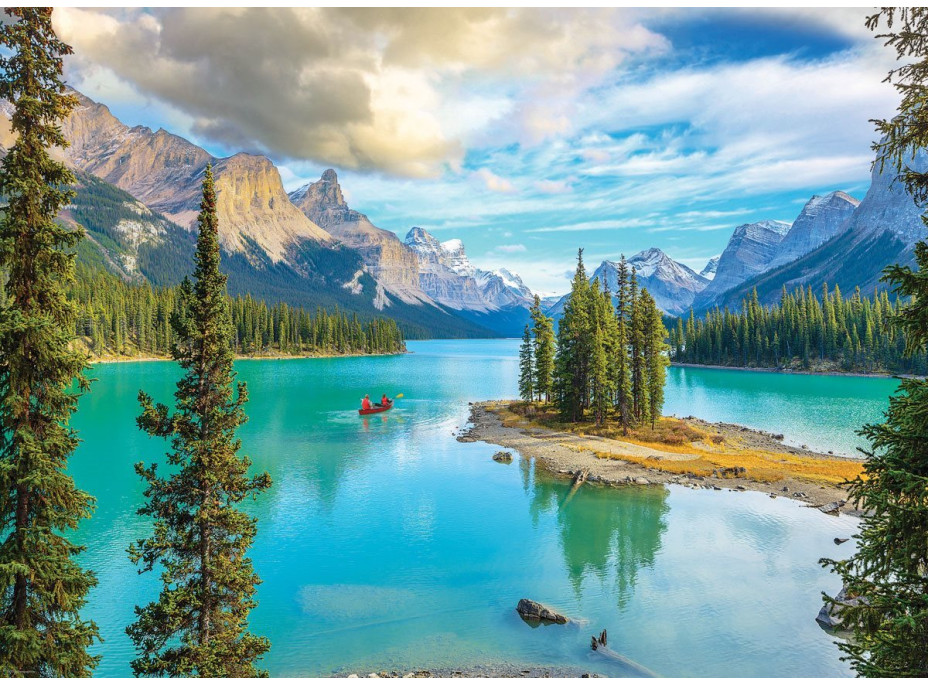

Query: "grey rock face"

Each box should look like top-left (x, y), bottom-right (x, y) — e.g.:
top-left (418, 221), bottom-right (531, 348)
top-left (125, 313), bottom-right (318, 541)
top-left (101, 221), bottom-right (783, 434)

top-left (516, 598), bottom-right (568, 624)
top-left (699, 255), bottom-right (720, 280)
top-left (693, 220), bottom-right (790, 309)
top-left (289, 170), bottom-right (428, 305)
top-left (404, 227), bottom-right (534, 312)
top-left (844, 146), bottom-right (928, 248)
top-left (766, 191), bottom-right (860, 270)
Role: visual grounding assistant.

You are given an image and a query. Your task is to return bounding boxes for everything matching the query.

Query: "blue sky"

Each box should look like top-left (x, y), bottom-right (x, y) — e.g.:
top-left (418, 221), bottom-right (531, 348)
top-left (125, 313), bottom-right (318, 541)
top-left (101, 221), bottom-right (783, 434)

top-left (54, 8), bottom-right (901, 294)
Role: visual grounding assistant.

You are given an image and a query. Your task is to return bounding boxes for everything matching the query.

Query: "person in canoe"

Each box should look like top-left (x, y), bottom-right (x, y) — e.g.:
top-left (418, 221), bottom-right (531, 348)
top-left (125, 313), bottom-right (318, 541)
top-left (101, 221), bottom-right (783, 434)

top-left (377, 393), bottom-right (391, 407)
top-left (361, 394), bottom-right (372, 411)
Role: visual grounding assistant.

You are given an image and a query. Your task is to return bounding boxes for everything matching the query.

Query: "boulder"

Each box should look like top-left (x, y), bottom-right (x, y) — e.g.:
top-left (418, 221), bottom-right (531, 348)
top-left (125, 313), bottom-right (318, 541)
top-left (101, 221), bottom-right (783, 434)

top-left (816, 586), bottom-right (868, 631)
top-left (818, 500), bottom-right (846, 516)
top-left (516, 598), bottom-right (568, 624)
top-left (634, 477), bottom-right (650, 485)
top-left (492, 451), bottom-right (513, 463)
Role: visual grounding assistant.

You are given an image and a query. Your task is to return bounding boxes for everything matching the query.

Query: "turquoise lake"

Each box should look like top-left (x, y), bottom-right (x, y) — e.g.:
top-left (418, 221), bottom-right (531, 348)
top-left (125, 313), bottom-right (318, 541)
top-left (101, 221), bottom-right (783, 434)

top-left (69, 339), bottom-right (898, 677)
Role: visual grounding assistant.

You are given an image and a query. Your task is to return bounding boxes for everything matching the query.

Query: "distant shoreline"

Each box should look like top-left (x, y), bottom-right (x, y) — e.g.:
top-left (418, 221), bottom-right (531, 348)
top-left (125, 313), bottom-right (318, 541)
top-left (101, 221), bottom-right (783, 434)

top-left (671, 361), bottom-right (916, 380)
top-left (88, 350), bottom-right (408, 365)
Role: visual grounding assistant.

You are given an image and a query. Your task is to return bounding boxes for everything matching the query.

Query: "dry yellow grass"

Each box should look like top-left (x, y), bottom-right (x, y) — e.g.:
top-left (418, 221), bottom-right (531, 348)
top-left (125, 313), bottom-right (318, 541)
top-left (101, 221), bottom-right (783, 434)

top-left (499, 401), bottom-right (863, 486)
top-left (597, 448), bottom-right (862, 484)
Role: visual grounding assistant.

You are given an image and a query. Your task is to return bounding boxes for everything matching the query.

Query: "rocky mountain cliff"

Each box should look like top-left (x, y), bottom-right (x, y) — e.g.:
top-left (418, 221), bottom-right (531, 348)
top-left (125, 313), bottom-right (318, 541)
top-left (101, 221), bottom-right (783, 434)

top-left (765, 191), bottom-right (859, 271)
top-left (289, 169), bottom-right (429, 305)
top-left (699, 256), bottom-right (720, 280)
top-left (546, 248), bottom-right (708, 317)
top-left (404, 227), bottom-right (534, 316)
top-left (54, 92), bottom-right (334, 268)
top-left (0, 90), bottom-right (502, 338)
top-left (692, 220), bottom-right (791, 310)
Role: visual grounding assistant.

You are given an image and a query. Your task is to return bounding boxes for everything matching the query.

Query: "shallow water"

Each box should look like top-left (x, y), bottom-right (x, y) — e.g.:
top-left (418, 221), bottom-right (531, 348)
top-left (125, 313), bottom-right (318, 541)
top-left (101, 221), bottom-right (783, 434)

top-left (70, 340), bottom-right (884, 676)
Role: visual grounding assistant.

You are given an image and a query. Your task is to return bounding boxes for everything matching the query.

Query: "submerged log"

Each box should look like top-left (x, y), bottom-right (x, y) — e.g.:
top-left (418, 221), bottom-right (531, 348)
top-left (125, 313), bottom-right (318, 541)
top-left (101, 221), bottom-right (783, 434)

top-left (572, 469), bottom-right (589, 487)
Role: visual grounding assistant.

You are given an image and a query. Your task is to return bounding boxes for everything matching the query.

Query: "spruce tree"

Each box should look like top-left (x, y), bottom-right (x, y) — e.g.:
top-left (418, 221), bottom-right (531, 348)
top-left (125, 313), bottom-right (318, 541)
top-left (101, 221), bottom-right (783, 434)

top-left (589, 280), bottom-right (612, 426)
top-left (518, 323), bottom-right (534, 402)
top-left (554, 249), bottom-right (592, 421)
top-left (0, 8), bottom-right (100, 676)
top-left (629, 268), bottom-right (648, 423)
top-left (821, 8), bottom-right (928, 677)
top-left (614, 256), bottom-right (633, 433)
top-left (641, 290), bottom-right (669, 429)
top-left (128, 165), bottom-right (272, 677)
top-left (530, 295), bottom-right (555, 403)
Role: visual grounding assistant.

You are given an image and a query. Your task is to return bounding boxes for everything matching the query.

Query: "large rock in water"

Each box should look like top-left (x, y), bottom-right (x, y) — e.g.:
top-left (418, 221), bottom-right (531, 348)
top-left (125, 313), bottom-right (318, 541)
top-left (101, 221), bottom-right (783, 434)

top-left (516, 598), bottom-right (568, 624)
top-left (816, 586), bottom-right (868, 631)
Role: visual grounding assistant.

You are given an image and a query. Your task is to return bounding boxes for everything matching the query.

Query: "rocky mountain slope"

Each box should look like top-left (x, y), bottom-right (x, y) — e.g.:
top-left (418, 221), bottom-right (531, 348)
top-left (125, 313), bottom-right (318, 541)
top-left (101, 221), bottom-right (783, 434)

top-left (404, 227), bottom-right (534, 313)
top-left (708, 149), bottom-right (926, 311)
top-left (57, 92), bottom-right (334, 266)
top-left (289, 169), bottom-right (430, 305)
top-left (699, 256), bottom-right (720, 280)
top-left (0, 90), bottom-right (501, 338)
top-left (692, 220), bottom-right (791, 311)
top-left (765, 191), bottom-right (860, 271)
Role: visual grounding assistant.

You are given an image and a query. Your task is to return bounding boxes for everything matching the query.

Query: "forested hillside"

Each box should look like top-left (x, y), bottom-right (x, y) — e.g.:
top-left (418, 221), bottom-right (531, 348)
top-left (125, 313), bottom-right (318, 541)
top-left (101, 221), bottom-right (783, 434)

top-left (672, 285), bottom-right (928, 375)
top-left (64, 173), bottom-right (495, 340)
top-left (65, 265), bottom-right (405, 359)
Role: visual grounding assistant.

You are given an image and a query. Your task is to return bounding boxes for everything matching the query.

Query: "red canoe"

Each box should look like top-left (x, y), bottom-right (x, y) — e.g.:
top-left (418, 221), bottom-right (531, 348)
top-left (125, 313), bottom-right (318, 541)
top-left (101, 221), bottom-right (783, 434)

top-left (358, 401), bottom-right (393, 416)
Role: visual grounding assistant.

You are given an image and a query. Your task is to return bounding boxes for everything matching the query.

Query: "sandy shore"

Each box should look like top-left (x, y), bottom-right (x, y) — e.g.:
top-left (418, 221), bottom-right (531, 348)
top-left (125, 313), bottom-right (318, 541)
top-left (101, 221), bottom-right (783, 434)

top-left (460, 401), bottom-right (862, 515)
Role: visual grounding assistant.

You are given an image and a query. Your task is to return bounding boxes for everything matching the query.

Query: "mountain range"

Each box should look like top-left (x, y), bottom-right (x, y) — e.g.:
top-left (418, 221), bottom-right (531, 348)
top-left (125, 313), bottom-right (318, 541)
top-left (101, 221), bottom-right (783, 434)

top-left (1, 91), bottom-right (536, 338)
top-left (2, 88), bottom-right (924, 334)
top-left (544, 148), bottom-right (926, 318)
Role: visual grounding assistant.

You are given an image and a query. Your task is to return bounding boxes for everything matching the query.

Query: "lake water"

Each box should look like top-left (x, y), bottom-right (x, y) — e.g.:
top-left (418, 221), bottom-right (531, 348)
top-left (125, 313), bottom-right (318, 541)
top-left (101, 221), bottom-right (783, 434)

top-left (69, 339), bottom-right (895, 677)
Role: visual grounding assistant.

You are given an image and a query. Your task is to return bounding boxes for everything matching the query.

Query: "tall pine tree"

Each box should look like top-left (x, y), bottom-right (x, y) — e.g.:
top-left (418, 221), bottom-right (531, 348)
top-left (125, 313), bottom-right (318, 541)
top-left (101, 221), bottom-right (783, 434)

top-left (614, 256), bottom-right (633, 433)
top-left (554, 250), bottom-right (592, 421)
top-left (641, 290), bottom-right (669, 429)
top-left (0, 8), bottom-right (100, 676)
top-left (530, 295), bottom-right (555, 403)
top-left (518, 324), bottom-right (534, 402)
top-left (128, 165), bottom-right (272, 677)
top-left (822, 7), bottom-right (928, 677)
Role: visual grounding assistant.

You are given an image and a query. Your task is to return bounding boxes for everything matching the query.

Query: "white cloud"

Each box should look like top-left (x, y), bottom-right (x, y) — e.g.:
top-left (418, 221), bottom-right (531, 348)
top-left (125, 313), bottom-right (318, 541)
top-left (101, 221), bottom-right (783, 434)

top-left (496, 244), bottom-right (527, 253)
top-left (534, 179), bottom-right (573, 194)
top-left (471, 168), bottom-right (516, 193)
top-left (54, 7), bottom-right (668, 177)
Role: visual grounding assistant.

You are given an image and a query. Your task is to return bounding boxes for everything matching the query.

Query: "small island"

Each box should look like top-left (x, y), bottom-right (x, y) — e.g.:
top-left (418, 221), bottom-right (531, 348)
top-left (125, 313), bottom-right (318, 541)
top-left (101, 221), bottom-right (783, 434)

top-left (463, 401), bottom-right (861, 514)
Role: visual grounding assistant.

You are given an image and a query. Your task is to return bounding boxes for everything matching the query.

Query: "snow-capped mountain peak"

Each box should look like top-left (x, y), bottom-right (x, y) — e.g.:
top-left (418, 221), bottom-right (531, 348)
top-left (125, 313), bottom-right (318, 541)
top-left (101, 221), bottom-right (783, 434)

top-left (403, 227), bottom-right (534, 312)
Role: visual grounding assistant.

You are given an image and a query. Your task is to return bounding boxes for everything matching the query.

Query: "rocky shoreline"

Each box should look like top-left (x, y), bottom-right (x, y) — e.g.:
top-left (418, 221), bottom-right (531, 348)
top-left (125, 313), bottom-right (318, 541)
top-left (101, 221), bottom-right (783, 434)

top-left (336, 665), bottom-right (598, 678)
top-left (460, 401), bottom-right (863, 515)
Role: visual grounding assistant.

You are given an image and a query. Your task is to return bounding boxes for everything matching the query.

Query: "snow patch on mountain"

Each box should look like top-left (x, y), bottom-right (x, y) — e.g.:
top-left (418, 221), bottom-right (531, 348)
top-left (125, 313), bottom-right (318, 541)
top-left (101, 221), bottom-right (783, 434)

top-left (405, 227), bottom-right (534, 311)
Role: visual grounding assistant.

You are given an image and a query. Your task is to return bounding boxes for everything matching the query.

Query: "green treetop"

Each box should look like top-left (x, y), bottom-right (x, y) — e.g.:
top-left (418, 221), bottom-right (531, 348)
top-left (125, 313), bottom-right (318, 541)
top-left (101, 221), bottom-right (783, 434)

top-left (530, 294), bottom-right (555, 403)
